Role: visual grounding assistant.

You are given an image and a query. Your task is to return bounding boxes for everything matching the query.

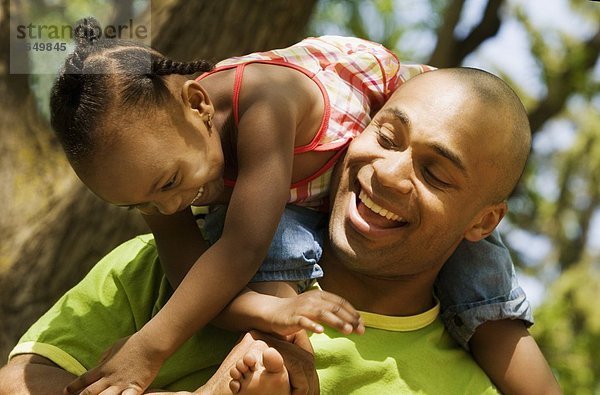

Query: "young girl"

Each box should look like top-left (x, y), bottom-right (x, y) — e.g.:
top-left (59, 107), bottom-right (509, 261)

top-left (52, 17), bottom-right (548, 395)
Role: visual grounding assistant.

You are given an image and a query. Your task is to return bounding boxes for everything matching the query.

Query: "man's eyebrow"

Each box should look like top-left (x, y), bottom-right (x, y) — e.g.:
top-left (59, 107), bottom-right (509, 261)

top-left (381, 108), bottom-right (410, 127)
top-left (429, 142), bottom-right (468, 176)
top-left (381, 107), bottom-right (468, 175)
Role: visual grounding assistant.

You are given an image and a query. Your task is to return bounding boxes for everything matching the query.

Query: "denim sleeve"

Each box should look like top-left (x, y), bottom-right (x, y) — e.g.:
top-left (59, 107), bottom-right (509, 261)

top-left (434, 229), bottom-right (533, 350)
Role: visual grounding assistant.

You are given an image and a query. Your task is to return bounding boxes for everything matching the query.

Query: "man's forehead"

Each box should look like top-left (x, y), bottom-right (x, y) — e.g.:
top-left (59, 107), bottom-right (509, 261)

top-left (377, 90), bottom-right (488, 180)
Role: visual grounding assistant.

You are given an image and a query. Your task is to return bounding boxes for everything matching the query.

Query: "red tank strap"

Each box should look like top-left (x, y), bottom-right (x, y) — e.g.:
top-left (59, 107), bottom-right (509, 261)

top-left (232, 63), bottom-right (246, 126)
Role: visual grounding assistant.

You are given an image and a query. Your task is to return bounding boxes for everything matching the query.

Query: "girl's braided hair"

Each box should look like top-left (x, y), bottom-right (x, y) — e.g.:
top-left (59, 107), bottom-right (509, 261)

top-left (50, 17), bottom-right (214, 163)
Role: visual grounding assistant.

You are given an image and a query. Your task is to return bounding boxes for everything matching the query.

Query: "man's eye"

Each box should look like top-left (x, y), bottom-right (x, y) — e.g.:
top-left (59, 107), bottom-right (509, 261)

top-left (376, 130), bottom-right (396, 149)
top-left (423, 168), bottom-right (451, 188)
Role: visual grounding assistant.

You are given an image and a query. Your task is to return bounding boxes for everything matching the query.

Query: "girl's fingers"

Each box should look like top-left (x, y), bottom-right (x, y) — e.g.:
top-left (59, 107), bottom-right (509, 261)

top-left (316, 291), bottom-right (361, 320)
top-left (316, 310), bottom-right (354, 334)
top-left (296, 316), bottom-right (324, 333)
top-left (294, 290), bottom-right (365, 334)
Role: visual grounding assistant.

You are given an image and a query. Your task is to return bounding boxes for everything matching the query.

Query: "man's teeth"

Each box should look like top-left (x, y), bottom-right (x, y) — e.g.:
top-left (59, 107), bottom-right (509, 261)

top-left (358, 191), bottom-right (403, 222)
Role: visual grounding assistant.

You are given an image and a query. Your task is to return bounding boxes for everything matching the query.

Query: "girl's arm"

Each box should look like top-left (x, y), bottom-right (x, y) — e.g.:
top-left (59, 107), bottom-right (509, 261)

top-left (142, 208), bottom-right (209, 287)
top-left (66, 77), bottom-right (305, 395)
top-left (144, 212), bottom-right (365, 337)
top-left (469, 319), bottom-right (562, 395)
top-left (140, 91), bottom-right (297, 354)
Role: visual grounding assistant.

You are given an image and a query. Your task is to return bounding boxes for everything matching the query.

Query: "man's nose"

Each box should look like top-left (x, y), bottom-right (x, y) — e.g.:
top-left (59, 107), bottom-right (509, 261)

top-left (372, 151), bottom-right (414, 194)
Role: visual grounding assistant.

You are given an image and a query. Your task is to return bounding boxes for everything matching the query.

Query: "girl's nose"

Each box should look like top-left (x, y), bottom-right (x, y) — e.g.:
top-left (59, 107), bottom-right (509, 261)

top-left (154, 195), bottom-right (181, 216)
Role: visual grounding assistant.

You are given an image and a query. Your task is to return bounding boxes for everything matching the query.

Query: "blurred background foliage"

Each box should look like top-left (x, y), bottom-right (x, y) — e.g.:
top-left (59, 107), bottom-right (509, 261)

top-left (308, 0), bottom-right (600, 392)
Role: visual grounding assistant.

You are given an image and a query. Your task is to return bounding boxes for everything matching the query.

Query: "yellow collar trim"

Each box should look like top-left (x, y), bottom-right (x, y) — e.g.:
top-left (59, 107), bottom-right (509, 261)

top-left (358, 300), bottom-right (440, 332)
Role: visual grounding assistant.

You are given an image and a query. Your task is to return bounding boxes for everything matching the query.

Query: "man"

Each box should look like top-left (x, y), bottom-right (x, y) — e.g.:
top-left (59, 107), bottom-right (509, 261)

top-left (0, 68), bottom-right (559, 394)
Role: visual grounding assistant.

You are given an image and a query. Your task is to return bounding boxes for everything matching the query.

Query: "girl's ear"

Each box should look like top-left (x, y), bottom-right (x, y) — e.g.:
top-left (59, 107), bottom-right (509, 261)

top-left (181, 80), bottom-right (213, 117)
top-left (464, 201), bottom-right (507, 242)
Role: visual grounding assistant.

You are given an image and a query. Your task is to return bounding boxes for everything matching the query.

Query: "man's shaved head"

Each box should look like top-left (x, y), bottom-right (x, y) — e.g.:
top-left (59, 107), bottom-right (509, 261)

top-left (426, 67), bottom-right (531, 202)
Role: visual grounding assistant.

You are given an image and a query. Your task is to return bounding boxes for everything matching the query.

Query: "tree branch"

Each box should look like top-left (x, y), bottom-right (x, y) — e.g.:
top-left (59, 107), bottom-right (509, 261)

top-left (528, 28), bottom-right (600, 134)
top-left (456, 0), bottom-right (503, 60)
top-left (428, 0), bottom-right (465, 67)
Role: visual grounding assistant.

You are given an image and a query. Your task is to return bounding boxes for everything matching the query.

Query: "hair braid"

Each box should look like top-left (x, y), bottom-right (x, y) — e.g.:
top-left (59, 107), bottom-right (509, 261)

top-left (74, 17), bottom-right (101, 47)
top-left (64, 49), bottom-right (87, 74)
top-left (152, 58), bottom-right (214, 75)
top-left (51, 16), bottom-right (215, 164)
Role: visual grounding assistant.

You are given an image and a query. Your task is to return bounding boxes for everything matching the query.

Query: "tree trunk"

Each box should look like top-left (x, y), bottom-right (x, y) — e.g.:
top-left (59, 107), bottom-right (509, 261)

top-left (0, 0), bottom-right (317, 362)
top-left (150, 0), bottom-right (316, 61)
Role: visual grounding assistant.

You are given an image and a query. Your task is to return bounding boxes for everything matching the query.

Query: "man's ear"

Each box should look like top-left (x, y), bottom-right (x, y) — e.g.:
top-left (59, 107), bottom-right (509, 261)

top-left (181, 80), bottom-right (213, 117)
top-left (464, 201), bottom-right (507, 242)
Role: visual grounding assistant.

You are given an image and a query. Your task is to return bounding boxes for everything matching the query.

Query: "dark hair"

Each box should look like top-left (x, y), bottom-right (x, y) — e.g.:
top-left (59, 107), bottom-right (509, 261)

top-left (50, 17), bottom-right (214, 164)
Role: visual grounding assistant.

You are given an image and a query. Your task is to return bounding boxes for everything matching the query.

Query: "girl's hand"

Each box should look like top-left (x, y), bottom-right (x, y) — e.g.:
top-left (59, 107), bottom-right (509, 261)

top-left (266, 290), bottom-right (365, 337)
top-left (64, 333), bottom-right (165, 395)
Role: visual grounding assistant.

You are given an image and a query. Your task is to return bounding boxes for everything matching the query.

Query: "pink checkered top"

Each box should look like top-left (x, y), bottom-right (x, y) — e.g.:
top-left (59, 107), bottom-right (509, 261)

top-left (198, 36), bottom-right (433, 210)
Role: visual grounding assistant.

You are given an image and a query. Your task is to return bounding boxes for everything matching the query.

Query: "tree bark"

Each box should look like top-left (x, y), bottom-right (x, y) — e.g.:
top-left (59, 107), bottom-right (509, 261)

top-left (0, 0), bottom-right (150, 360)
top-left (150, 0), bottom-right (316, 61)
top-left (0, 0), bottom-right (317, 362)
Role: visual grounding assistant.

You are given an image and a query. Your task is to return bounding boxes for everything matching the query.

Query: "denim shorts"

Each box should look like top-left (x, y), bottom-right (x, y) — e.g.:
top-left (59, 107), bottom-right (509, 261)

top-left (197, 205), bottom-right (532, 349)
top-left (435, 229), bottom-right (534, 350)
top-left (201, 204), bottom-right (325, 289)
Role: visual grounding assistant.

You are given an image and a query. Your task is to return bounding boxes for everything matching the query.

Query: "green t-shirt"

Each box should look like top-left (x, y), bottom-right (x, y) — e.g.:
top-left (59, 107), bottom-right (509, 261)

top-left (10, 235), bottom-right (497, 394)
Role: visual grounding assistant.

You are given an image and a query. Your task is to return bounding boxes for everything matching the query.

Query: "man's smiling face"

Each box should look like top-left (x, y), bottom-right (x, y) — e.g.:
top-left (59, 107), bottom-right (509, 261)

top-left (328, 70), bottom-right (509, 278)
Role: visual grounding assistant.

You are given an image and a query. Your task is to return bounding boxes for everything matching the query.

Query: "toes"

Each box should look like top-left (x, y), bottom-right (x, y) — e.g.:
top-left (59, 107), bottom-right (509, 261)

top-left (229, 379), bottom-right (241, 393)
top-left (242, 350), bottom-right (260, 372)
top-left (236, 358), bottom-right (251, 375)
top-left (261, 347), bottom-right (285, 374)
top-left (230, 366), bottom-right (243, 381)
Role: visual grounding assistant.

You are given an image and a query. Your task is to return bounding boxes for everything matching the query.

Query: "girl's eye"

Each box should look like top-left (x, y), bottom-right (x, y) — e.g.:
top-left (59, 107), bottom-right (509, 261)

top-left (161, 174), bottom-right (177, 191)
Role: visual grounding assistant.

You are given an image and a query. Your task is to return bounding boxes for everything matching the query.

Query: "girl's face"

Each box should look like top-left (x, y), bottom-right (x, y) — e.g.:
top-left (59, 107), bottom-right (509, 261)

top-left (78, 90), bottom-right (224, 216)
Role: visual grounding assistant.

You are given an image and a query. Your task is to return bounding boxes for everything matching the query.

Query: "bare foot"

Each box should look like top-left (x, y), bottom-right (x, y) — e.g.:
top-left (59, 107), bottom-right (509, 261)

top-left (193, 333), bottom-right (268, 395)
top-left (229, 346), bottom-right (290, 395)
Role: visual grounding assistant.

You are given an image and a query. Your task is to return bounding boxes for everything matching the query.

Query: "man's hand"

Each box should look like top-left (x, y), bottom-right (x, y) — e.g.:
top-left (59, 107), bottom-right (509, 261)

top-left (65, 333), bottom-right (165, 395)
top-left (0, 354), bottom-right (77, 394)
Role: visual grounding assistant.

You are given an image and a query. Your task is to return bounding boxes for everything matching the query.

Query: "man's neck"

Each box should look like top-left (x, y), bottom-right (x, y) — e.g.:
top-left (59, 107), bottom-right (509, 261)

top-left (318, 250), bottom-right (439, 317)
